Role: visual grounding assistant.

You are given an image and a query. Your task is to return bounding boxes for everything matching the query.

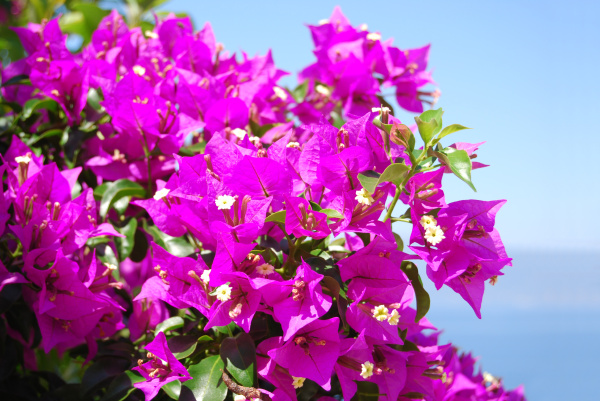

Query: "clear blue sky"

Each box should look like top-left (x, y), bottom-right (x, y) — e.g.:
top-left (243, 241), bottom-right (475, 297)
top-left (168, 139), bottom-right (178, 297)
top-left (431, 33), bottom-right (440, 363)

top-left (159, 0), bottom-right (600, 253)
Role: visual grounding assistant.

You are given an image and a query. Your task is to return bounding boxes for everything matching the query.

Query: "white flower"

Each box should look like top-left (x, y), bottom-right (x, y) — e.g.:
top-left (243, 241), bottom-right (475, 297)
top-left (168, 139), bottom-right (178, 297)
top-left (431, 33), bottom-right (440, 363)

top-left (215, 284), bottom-right (232, 302)
top-left (292, 376), bottom-right (306, 389)
top-left (315, 85), bottom-right (331, 96)
top-left (215, 195), bottom-right (236, 210)
top-left (145, 30), bottom-right (158, 39)
top-left (371, 106), bottom-right (390, 113)
top-left (231, 128), bottom-right (247, 140)
top-left (373, 305), bottom-right (389, 322)
top-left (273, 86), bottom-right (288, 100)
top-left (424, 225), bottom-right (445, 246)
top-left (133, 65), bottom-right (146, 76)
top-left (419, 215), bottom-right (437, 229)
top-left (233, 395), bottom-right (246, 401)
top-left (286, 142), bottom-right (300, 149)
top-left (355, 188), bottom-right (374, 206)
top-left (153, 188), bottom-right (170, 201)
top-left (366, 32), bottom-right (381, 41)
top-left (387, 309), bottom-right (400, 325)
top-left (359, 23), bottom-right (368, 31)
top-left (256, 263), bottom-right (275, 276)
top-left (15, 154), bottom-right (31, 164)
top-left (200, 269), bottom-right (211, 284)
top-left (360, 361), bottom-right (374, 379)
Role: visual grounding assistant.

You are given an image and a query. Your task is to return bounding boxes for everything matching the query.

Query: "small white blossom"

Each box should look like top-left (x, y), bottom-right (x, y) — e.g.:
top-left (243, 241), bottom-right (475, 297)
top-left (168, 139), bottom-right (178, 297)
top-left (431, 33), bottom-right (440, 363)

top-left (256, 263), bottom-right (275, 276)
top-left (15, 154), bottom-right (31, 164)
top-left (231, 128), bottom-right (247, 140)
top-left (366, 32), bottom-right (381, 41)
top-left (200, 269), bottom-right (211, 284)
top-left (387, 309), bottom-right (400, 325)
top-left (215, 195), bottom-right (236, 210)
top-left (355, 188), bottom-right (374, 206)
top-left (360, 361), bottom-right (374, 379)
top-left (420, 215), bottom-right (437, 229)
top-left (273, 86), bottom-right (288, 100)
top-left (424, 225), bottom-right (445, 246)
top-left (215, 284), bottom-right (232, 302)
top-left (371, 106), bottom-right (390, 113)
top-left (145, 30), bottom-right (158, 39)
top-left (153, 188), bottom-right (170, 200)
top-left (359, 23), bottom-right (368, 31)
top-left (373, 305), bottom-right (389, 322)
top-left (286, 142), bottom-right (300, 149)
top-left (233, 395), bottom-right (246, 401)
top-left (292, 376), bottom-right (306, 389)
top-left (315, 85), bottom-right (331, 96)
top-left (132, 65), bottom-right (146, 76)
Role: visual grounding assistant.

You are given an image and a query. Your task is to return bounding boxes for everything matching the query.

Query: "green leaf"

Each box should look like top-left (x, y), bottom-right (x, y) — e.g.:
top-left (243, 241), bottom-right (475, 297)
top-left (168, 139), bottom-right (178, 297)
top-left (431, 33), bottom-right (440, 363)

top-left (22, 98), bottom-right (58, 119)
top-left (183, 355), bottom-right (227, 401)
top-left (100, 371), bottom-right (145, 401)
top-left (379, 163), bottom-right (410, 187)
top-left (142, 222), bottom-right (194, 257)
top-left (320, 208), bottom-right (343, 219)
top-left (1, 74), bottom-right (29, 87)
top-left (414, 108), bottom-right (444, 145)
top-left (265, 210), bottom-right (286, 223)
top-left (435, 124), bottom-right (471, 143)
top-left (162, 380), bottom-right (181, 400)
top-left (81, 357), bottom-right (130, 398)
top-left (112, 196), bottom-right (132, 216)
top-left (309, 201), bottom-right (322, 211)
top-left (99, 179), bottom-right (146, 219)
top-left (115, 218), bottom-right (137, 260)
top-left (168, 335), bottom-right (207, 359)
top-left (292, 80), bottom-right (309, 103)
top-left (351, 380), bottom-right (382, 401)
top-left (357, 170), bottom-right (381, 194)
top-left (401, 262), bottom-right (431, 322)
top-left (155, 316), bottom-right (184, 334)
top-left (27, 128), bottom-right (63, 146)
top-left (393, 232), bottom-right (404, 252)
top-left (441, 148), bottom-right (476, 191)
top-left (219, 332), bottom-right (257, 387)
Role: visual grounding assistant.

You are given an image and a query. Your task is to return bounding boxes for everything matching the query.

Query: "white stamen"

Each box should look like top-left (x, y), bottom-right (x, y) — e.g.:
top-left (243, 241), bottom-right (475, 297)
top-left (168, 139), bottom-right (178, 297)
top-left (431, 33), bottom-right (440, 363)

top-left (292, 376), bottom-right (306, 389)
top-left (256, 263), bottom-right (275, 276)
top-left (387, 309), bottom-right (400, 325)
top-left (424, 225), bottom-right (445, 246)
top-left (371, 106), bottom-right (390, 113)
top-left (273, 86), bottom-right (288, 100)
top-left (231, 128), bottom-right (247, 140)
top-left (215, 195), bottom-right (236, 210)
top-left (366, 32), bottom-right (381, 41)
top-left (153, 188), bottom-right (170, 200)
top-left (420, 215), bottom-right (437, 229)
top-left (373, 305), bottom-right (389, 322)
top-left (315, 85), bottom-right (330, 96)
top-left (360, 361), bottom-right (374, 379)
top-left (355, 188), bottom-right (374, 206)
top-left (215, 284), bottom-right (232, 302)
top-left (133, 65), bottom-right (146, 76)
top-left (201, 269), bottom-right (211, 285)
top-left (15, 155), bottom-right (31, 164)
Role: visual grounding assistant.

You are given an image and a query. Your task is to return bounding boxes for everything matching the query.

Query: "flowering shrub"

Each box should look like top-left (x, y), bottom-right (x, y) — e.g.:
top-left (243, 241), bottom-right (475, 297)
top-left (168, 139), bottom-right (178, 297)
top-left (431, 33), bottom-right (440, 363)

top-left (0, 5), bottom-right (525, 401)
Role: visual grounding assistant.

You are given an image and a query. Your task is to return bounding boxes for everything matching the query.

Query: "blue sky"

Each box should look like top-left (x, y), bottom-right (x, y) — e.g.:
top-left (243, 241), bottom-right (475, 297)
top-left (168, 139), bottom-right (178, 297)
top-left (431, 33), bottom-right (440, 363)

top-left (160, 0), bottom-right (600, 253)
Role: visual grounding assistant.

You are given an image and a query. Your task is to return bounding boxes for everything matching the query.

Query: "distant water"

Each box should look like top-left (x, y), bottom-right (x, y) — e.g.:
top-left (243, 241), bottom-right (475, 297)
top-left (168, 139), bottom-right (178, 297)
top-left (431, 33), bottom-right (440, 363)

top-left (420, 250), bottom-right (600, 400)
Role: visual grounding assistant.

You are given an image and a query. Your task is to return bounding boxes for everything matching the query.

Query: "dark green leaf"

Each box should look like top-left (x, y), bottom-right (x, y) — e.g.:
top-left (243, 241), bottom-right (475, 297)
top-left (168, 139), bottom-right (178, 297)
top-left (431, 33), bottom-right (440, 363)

top-left (169, 335), bottom-right (211, 359)
top-left (309, 201), bottom-right (322, 211)
top-left (22, 98), bottom-right (58, 119)
top-left (115, 218), bottom-right (137, 260)
top-left (99, 179), bottom-right (146, 218)
top-left (112, 196), bottom-right (132, 216)
top-left (1, 74), bottom-right (29, 87)
top-left (357, 170), bottom-right (381, 194)
top-left (321, 276), bottom-right (348, 329)
top-left (28, 128), bottom-right (63, 146)
top-left (155, 316), bottom-right (185, 334)
top-left (99, 371), bottom-right (144, 401)
top-left (351, 380), bottom-right (382, 401)
top-left (220, 332), bottom-right (257, 387)
top-left (265, 210), bottom-right (286, 223)
top-left (393, 232), bottom-right (404, 251)
top-left (81, 357), bottom-right (130, 397)
top-left (183, 355), bottom-right (227, 401)
top-left (401, 262), bottom-right (431, 322)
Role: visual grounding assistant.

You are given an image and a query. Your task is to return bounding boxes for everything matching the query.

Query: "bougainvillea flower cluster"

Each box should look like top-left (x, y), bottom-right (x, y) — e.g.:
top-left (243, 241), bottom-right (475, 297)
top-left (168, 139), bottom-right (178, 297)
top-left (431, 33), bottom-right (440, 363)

top-left (0, 5), bottom-right (525, 401)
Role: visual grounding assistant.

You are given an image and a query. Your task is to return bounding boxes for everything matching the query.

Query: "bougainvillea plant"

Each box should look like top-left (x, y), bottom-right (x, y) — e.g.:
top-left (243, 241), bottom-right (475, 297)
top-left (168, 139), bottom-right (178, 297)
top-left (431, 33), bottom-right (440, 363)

top-left (0, 4), bottom-right (526, 401)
